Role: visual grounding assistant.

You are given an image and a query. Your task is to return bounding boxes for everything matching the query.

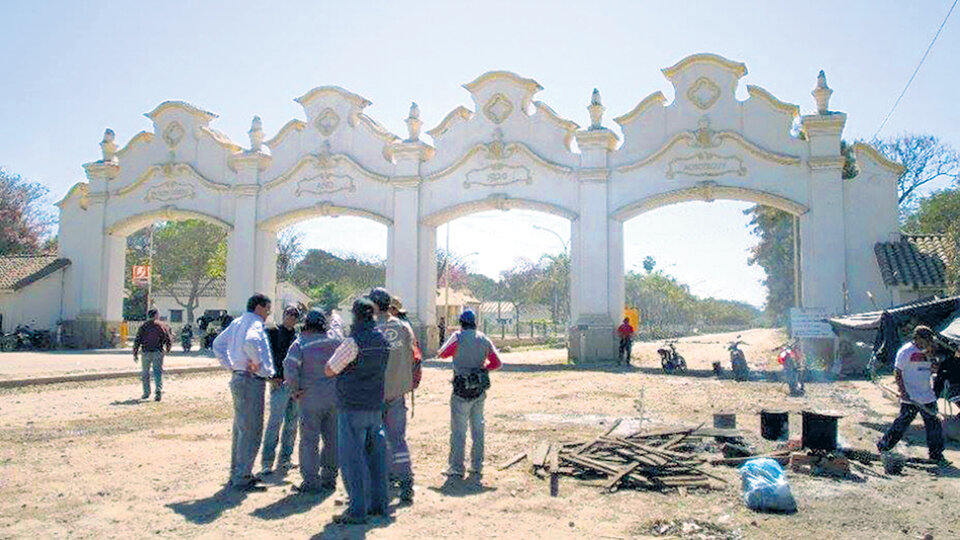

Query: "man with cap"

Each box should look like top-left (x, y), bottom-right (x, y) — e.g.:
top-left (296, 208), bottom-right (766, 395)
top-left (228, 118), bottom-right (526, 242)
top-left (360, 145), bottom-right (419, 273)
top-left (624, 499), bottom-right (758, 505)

top-left (285, 309), bottom-right (343, 493)
top-left (877, 325), bottom-right (949, 466)
top-left (368, 287), bottom-right (420, 504)
top-left (212, 293), bottom-right (275, 491)
top-left (324, 297), bottom-right (391, 524)
top-left (260, 305), bottom-right (302, 475)
top-left (437, 309), bottom-right (502, 480)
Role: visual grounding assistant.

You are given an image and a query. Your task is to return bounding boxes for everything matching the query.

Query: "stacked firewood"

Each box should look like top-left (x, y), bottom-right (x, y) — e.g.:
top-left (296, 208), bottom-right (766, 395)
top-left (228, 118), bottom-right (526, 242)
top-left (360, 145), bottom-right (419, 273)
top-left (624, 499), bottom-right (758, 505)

top-left (501, 421), bottom-right (729, 494)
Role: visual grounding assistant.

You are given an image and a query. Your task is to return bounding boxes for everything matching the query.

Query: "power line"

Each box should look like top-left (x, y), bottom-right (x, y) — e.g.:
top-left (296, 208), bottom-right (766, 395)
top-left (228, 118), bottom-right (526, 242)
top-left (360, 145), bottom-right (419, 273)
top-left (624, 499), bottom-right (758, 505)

top-left (873, 0), bottom-right (958, 139)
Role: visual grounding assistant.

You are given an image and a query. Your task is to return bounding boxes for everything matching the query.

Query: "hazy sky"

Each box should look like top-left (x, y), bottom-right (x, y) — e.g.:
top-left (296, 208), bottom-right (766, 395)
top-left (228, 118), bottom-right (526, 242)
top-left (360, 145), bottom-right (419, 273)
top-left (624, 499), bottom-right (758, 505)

top-left (2, 1), bottom-right (958, 307)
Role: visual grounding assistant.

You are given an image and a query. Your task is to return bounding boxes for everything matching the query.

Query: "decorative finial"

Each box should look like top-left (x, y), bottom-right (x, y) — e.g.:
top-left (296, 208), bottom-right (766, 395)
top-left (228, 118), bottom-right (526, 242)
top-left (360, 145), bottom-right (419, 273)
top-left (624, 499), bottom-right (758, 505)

top-left (100, 128), bottom-right (118, 162)
top-left (588, 88), bottom-right (605, 130)
top-left (248, 116), bottom-right (264, 152)
top-left (812, 70), bottom-right (833, 115)
top-left (405, 102), bottom-right (422, 141)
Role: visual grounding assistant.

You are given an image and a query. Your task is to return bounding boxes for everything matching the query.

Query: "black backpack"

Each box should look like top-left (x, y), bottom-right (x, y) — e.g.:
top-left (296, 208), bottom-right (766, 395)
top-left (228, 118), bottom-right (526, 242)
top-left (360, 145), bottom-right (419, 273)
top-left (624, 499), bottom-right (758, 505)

top-left (452, 370), bottom-right (490, 400)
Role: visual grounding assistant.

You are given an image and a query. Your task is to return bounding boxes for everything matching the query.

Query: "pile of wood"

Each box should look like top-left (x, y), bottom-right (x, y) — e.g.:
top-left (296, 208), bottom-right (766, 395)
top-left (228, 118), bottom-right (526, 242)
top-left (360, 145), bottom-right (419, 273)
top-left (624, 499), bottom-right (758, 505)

top-left (501, 421), bottom-right (729, 494)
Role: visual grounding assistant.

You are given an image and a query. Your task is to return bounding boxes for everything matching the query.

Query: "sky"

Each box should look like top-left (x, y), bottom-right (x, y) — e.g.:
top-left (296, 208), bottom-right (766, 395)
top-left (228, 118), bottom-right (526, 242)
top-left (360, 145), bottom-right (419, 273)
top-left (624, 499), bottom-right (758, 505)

top-left (2, 1), bottom-right (958, 307)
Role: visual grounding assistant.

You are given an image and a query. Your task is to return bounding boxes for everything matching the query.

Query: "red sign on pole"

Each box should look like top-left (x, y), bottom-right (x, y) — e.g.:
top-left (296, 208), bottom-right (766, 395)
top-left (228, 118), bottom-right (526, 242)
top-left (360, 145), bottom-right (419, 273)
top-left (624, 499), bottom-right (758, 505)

top-left (132, 265), bottom-right (151, 285)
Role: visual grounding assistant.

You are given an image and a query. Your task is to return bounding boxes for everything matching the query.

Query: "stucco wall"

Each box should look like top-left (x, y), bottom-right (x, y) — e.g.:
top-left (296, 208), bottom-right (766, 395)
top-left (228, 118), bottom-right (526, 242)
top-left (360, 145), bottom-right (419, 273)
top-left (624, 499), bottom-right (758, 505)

top-left (0, 269), bottom-right (68, 332)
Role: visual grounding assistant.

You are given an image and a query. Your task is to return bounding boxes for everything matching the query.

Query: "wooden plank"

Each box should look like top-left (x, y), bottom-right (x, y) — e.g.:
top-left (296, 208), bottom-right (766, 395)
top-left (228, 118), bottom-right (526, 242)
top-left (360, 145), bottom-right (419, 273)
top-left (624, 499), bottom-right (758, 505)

top-left (497, 451), bottom-right (527, 471)
top-left (604, 462), bottom-right (642, 492)
top-left (530, 442), bottom-right (551, 469)
top-left (710, 453), bottom-right (790, 466)
top-left (574, 419), bottom-right (624, 456)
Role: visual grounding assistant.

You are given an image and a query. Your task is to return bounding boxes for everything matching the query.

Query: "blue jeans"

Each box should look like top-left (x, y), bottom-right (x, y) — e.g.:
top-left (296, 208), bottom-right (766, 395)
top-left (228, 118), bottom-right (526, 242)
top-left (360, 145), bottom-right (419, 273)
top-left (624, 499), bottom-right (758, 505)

top-left (338, 410), bottom-right (389, 518)
top-left (448, 392), bottom-right (486, 475)
top-left (140, 351), bottom-right (164, 396)
top-left (878, 402), bottom-right (945, 460)
top-left (261, 381), bottom-right (300, 470)
top-left (383, 396), bottom-right (413, 480)
top-left (300, 401), bottom-right (338, 488)
top-left (229, 372), bottom-right (266, 485)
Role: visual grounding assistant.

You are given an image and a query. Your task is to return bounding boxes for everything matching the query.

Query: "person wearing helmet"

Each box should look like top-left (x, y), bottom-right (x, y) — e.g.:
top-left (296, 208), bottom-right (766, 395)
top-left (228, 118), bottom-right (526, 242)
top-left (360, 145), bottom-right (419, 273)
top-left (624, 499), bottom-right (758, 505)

top-left (260, 305), bottom-right (302, 476)
top-left (284, 309), bottom-right (344, 493)
top-left (437, 309), bottom-right (502, 480)
top-left (368, 287), bottom-right (419, 504)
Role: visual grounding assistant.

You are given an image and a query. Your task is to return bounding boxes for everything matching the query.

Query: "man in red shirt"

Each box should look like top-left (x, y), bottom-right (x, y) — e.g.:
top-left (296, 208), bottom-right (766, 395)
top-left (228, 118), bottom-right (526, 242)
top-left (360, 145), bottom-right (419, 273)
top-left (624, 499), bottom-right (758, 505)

top-left (616, 317), bottom-right (634, 366)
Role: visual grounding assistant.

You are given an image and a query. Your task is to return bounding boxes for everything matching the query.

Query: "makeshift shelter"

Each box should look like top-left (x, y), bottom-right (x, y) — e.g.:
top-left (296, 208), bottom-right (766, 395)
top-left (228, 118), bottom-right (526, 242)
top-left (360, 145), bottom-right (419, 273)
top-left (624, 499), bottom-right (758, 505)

top-left (828, 296), bottom-right (960, 372)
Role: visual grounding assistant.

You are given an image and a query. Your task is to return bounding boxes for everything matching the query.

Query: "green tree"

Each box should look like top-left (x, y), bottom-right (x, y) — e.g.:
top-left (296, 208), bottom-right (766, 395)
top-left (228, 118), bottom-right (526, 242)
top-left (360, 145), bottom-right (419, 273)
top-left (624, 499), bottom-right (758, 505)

top-left (310, 281), bottom-right (350, 312)
top-left (466, 273), bottom-right (498, 301)
top-left (276, 229), bottom-right (305, 281)
top-left (903, 188), bottom-right (960, 293)
top-left (530, 252), bottom-right (570, 322)
top-left (642, 255), bottom-right (657, 274)
top-left (0, 168), bottom-right (53, 255)
top-left (870, 134), bottom-right (960, 211)
top-left (151, 220), bottom-right (228, 323)
top-left (499, 259), bottom-right (539, 322)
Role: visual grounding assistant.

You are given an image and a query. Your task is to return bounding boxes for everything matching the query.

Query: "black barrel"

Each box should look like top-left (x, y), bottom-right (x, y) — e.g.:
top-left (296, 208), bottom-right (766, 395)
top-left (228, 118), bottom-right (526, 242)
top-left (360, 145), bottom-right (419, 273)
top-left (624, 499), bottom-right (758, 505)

top-left (760, 410), bottom-right (789, 441)
top-left (801, 410), bottom-right (841, 451)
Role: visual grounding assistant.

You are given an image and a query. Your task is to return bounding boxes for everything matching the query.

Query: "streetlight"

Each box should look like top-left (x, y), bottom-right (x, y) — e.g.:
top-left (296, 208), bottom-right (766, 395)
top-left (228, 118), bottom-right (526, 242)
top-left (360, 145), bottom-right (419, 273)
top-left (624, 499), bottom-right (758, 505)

top-left (532, 225), bottom-right (568, 252)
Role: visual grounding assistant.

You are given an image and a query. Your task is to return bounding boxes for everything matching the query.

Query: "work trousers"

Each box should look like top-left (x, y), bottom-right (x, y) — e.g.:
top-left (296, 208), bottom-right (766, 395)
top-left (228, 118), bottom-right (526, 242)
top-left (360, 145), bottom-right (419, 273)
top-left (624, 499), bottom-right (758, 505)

top-left (383, 396), bottom-right (413, 481)
top-left (299, 400), bottom-right (338, 489)
top-left (618, 338), bottom-right (632, 364)
top-left (338, 410), bottom-right (389, 519)
top-left (878, 402), bottom-right (945, 460)
top-left (229, 372), bottom-right (266, 486)
top-left (140, 351), bottom-right (164, 397)
top-left (261, 381), bottom-right (299, 471)
top-left (448, 391), bottom-right (486, 475)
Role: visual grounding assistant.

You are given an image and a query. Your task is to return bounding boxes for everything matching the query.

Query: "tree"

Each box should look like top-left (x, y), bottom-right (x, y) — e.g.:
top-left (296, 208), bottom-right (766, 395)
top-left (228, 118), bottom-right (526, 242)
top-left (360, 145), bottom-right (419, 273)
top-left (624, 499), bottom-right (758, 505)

top-left (903, 188), bottom-right (960, 293)
top-left (499, 259), bottom-right (539, 322)
top-left (276, 229), bottom-right (305, 281)
top-left (531, 252), bottom-right (570, 322)
top-left (436, 248), bottom-right (471, 290)
top-left (870, 134), bottom-right (960, 211)
top-left (289, 248), bottom-right (385, 300)
top-left (0, 168), bottom-right (53, 255)
top-left (744, 206), bottom-right (795, 325)
top-left (310, 282), bottom-right (351, 312)
top-left (151, 220), bottom-right (228, 323)
top-left (642, 255), bottom-right (657, 274)
top-left (466, 273), bottom-right (498, 301)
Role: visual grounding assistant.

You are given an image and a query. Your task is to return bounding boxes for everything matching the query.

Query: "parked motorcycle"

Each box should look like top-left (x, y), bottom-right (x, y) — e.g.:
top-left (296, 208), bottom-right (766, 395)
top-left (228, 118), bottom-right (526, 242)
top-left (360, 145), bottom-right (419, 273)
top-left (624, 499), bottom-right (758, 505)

top-left (180, 324), bottom-right (194, 353)
top-left (657, 341), bottom-right (687, 374)
top-left (777, 340), bottom-right (804, 396)
top-left (728, 335), bottom-right (750, 381)
top-left (0, 324), bottom-right (51, 351)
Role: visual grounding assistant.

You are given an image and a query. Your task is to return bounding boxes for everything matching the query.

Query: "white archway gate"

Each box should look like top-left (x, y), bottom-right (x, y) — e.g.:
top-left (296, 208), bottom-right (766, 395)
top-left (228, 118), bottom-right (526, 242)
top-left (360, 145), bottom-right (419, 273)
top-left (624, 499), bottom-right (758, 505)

top-left (57, 54), bottom-right (903, 359)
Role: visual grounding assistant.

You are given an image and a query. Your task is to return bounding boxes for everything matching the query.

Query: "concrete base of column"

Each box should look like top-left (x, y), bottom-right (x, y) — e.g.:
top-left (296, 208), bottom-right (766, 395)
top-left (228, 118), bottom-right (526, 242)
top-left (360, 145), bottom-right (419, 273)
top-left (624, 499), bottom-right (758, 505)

top-left (567, 315), bottom-right (616, 364)
top-left (67, 314), bottom-right (120, 349)
top-left (409, 319), bottom-right (439, 359)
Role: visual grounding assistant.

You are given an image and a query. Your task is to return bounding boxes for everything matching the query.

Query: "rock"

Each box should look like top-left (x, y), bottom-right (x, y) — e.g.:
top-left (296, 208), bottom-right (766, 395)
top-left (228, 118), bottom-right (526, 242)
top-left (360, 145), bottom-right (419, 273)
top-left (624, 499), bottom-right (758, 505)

top-left (568, 521), bottom-right (574, 528)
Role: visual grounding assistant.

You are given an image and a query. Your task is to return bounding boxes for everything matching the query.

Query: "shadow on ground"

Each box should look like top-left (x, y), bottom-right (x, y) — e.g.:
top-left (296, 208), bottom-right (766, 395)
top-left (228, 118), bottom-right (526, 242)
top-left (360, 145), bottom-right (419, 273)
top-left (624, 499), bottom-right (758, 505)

top-left (310, 513), bottom-right (396, 539)
top-left (109, 398), bottom-right (145, 406)
top-left (166, 485), bottom-right (247, 524)
top-left (251, 489), bottom-right (332, 520)
top-left (426, 476), bottom-right (497, 497)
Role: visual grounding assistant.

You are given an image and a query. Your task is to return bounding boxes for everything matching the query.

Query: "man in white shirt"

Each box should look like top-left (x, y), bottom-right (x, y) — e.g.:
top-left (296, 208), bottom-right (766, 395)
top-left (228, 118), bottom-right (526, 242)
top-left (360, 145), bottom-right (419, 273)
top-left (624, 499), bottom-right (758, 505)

top-left (213, 293), bottom-right (275, 491)
top-left (877, 325), bottom-right (948, 466)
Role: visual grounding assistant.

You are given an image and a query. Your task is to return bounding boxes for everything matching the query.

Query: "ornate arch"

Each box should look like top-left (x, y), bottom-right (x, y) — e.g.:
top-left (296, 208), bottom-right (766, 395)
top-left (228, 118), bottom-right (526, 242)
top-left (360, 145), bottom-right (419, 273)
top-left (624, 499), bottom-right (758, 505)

top-left (258, 202), bottom-right (393, 232)
top-left (612, 182), bottom-right (808, 222)
top-left (106, 206), bottom-right (233, 236)
top-left (421, 193), bottom-right (578, 227)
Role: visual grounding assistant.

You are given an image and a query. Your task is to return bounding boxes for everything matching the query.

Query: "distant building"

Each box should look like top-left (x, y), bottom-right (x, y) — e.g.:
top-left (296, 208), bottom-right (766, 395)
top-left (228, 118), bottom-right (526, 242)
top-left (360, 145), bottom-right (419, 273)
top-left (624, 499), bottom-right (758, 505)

top-left (0, 255), bottom-right (72, 332)
top-left (150, 279), bottom-right (311, 325)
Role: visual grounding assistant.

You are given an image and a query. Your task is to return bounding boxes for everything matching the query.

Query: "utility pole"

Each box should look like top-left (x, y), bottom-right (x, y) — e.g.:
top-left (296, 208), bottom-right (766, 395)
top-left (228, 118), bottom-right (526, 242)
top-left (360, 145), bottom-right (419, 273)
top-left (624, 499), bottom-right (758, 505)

top-left (147, 224), bottom-right (155, 316)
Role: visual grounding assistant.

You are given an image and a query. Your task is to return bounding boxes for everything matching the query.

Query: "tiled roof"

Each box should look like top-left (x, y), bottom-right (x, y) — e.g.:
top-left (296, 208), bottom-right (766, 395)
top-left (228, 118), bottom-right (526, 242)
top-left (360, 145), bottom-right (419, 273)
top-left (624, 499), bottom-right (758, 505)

top-left (0, 255), bottom-right (71, 291)
top-left (875, 235), bottom-right (953, 288)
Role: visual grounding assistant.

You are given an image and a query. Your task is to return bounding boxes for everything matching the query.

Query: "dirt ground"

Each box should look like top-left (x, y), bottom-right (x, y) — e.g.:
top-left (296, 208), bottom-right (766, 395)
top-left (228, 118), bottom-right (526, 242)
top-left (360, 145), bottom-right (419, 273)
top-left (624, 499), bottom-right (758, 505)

top-left (1, 327), bottom-right (958, 539)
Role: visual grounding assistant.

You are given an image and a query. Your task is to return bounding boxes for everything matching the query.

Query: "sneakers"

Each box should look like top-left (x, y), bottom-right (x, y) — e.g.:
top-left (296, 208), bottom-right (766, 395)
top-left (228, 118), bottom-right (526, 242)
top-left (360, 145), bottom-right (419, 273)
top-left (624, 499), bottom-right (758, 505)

top-left (154, 393), bottom-right (162, 402)
top-left (442, 469), bottom-right (464, 480)
top-left (140, 393), bottom-right (150, 400)
top-left (398, 478), bottom-right (414, 504)
top-left (292, 483), bottom-right (330, 495)
top-left (231, 480), bottom-right (266, 492)
top-left (934, 456), bottom-right (952, 468)
top-left (467, 470), bottom-right (484, 483)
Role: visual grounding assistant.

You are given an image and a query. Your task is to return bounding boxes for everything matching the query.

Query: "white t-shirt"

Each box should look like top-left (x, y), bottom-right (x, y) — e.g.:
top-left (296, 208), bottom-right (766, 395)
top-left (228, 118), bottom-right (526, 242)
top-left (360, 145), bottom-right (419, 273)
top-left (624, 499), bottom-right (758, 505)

top-left (894, 342), bottom-right (936, 404)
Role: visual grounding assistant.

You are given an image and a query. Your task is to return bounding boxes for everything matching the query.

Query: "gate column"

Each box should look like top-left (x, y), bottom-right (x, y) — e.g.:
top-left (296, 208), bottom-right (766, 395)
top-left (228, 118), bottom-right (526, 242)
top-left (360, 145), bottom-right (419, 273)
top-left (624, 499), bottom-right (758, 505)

top-left (227, 127), bottom-right (271, 315)
top-left (570, 117), bottom-right (619, 363)
top-left (800, 107), bottom-right (847, 314)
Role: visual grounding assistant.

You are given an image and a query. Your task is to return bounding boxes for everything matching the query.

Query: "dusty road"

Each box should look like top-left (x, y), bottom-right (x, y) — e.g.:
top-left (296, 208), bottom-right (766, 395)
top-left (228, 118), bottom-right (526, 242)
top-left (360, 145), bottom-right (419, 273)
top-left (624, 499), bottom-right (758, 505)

top-left (1, 328), bottom-right (958, 539)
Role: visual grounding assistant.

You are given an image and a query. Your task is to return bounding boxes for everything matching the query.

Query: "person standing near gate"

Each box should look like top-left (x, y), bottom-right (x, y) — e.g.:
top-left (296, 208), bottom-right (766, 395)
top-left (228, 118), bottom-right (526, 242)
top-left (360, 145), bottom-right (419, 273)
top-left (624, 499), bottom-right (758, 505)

top-left (877, 325), bottom-right (950, 466)
top-left (438, 309), bottom-right (502, 480)
top-left (133, 308), bottom-right (171, 401)
top-left (285, 309), bottom-right (343, 493)
top-left (261, 305), bottom-right (301, 476)
top-left (616, 317), bottom-right (635, 366)
top-left (324, 297), bottom-right (391, 524)
top-left (213, 293), bottom-right (275, 491)
top-left (369, 288), bottom-right (419, 504)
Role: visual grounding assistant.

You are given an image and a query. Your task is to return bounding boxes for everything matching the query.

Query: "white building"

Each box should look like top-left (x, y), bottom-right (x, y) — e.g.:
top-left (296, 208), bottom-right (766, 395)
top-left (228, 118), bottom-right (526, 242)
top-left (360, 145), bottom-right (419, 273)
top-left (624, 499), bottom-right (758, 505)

top-left (150, 279), bottom-right (310, 324)
top-left (0, 255), bottom-right (71, 333)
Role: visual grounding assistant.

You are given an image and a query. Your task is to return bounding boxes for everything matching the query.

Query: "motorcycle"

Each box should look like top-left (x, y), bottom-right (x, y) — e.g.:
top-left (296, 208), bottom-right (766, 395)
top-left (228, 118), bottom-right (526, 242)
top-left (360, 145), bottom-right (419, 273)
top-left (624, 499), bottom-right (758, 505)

top-left (777, 340), bottom-right (804, 396)
top-left (180, 325), bottom-right (194, 353)
top-left (728, 335), bottom-right (750, 381)
top-left (657, 341), bottom-right (687, 374)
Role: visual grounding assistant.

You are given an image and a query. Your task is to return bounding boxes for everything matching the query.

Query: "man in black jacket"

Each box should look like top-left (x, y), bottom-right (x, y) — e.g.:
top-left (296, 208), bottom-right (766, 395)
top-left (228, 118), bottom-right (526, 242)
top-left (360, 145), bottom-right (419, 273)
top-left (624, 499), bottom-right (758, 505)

top-left (260, 306), bottom-right (301, 475)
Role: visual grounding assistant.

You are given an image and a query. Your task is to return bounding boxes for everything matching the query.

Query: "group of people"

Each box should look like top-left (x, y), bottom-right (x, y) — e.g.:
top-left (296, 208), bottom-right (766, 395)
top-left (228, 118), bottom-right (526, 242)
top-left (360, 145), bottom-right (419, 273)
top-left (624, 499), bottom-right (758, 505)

top-left (211, 289), bottom-right (502, 524)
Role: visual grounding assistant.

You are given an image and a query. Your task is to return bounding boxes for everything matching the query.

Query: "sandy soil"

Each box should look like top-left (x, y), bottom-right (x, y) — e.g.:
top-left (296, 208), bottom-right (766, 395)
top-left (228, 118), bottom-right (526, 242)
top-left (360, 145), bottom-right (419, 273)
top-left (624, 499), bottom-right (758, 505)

top-left (1, 328), bottom-right (958, 539)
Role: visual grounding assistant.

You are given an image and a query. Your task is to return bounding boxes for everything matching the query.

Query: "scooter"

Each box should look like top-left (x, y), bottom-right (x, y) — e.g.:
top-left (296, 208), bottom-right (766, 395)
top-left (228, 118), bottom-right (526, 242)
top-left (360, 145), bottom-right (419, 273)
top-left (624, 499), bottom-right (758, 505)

top-left (657, 341), bottom-right (687, 374)
top-left (728, 335), bottom-right (750, 381)
top-left (777, 340), bottom-right (804, 396)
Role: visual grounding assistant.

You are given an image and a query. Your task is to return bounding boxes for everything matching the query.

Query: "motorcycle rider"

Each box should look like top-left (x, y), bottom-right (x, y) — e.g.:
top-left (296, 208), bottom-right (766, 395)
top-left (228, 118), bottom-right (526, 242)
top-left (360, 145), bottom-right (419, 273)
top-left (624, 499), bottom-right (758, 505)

top-left (180, 323), bottom-right (194, 352)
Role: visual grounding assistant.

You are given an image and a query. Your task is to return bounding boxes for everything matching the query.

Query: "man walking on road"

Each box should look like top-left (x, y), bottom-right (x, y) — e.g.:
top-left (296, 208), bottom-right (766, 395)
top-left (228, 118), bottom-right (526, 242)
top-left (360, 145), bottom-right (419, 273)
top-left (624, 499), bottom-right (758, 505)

top-left (369, 288), bottom-right (420, 504)
top-left (285, 309), bottom-right (343, 493)
top-left (877, 325), bottom-right (950, 467)
top-left (261, 305), bottom-right (301, 476)
top-left (133, 308), bottom-right (171, 401)
top-left (213, 293), bottom-right (275, 491)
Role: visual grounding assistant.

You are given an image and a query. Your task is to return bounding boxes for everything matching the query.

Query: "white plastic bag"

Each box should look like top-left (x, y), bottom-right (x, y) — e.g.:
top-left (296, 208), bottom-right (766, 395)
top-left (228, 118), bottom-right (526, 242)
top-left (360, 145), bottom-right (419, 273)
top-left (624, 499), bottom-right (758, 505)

top-left (739, 458), bottom-right (797, 513)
